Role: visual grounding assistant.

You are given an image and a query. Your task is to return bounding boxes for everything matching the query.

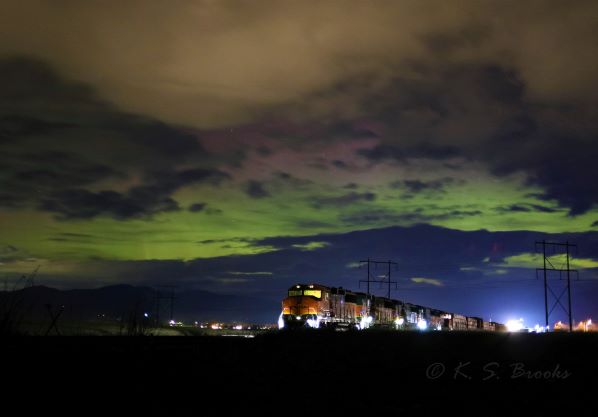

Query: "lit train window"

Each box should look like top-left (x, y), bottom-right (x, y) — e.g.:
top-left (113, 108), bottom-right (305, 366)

top-left (303, 290), bottom-right (321, 298)
top-left (288, 290), bottom-right (302, 297)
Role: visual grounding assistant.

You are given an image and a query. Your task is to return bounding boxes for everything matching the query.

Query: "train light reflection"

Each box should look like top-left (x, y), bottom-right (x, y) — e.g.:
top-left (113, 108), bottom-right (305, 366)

top-left (278, 313), bottom-right (285, 329)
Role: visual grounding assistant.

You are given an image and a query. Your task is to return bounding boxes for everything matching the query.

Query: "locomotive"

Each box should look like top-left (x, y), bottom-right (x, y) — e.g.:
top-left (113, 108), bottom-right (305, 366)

top-left (280, 283), bottom-right (504, 331)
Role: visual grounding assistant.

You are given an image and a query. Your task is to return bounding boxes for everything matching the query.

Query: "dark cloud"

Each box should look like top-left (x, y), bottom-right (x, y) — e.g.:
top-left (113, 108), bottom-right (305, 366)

top-left (522, 146), bottom-right (598, 216)
top-left (197, 237), bottom-right (255, 245)
top-left (204, 208), bottom-right (223, 215)
top-left (59, 233), bottom-right (95, 238)
top-left (38, 167), bottom-right (227, 220)
top-left (358, 143), bottom-right (461, 163)
top-left (0, 58), bottom-right (230, 216)
top-left (46, 232), bottom-right (97, 243)
top-left (0, 150), bottom-right (124, 209)
top-left (295, 220), bottom-right (336, 229)
top-left (3, 2), bottom-right (598, 129)
top-left (244, 180), bottom-right (270, 199)
top-left (271, 171), bottom-right (313, 191)
top-left (496, 204), bottom-right (559, 214)
top-left (311, 192), bottom-right (376, 209)
top-left (338, 208), bottom-right (481, 226)
top-left (498, 204), bottom-right (532, 213)
top-left (144, 168), bottom-right (230, 191)
top-left (354, 63), bottom-right (598, 215)
top-left (0, 58), bottom-right (205, 164)
top-left (255, 145), bottom-right (272, 156)
top-left (332, 160), bottom-right (348, 169)
top-left (273, 172), bottom-right (291, 180)
top-left (390, 177), bottom-right (463, 198)
top-left (189, 203), bottom-right (207, 213)
top-left (306, 158), bottom-right (329, 171)
top-left (14, 156), bottom-right (121, 187)
top-left (0, 115), bottom-right (75, 141)
top-left (1, 4), bottom-right (598, 217)
top-left (39, 188), bottom-right (179, 220)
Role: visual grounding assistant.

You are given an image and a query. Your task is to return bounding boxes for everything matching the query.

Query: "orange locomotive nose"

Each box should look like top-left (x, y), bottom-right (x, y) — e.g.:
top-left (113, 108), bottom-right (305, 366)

top-left (282, 296), bottom-right (320, 316)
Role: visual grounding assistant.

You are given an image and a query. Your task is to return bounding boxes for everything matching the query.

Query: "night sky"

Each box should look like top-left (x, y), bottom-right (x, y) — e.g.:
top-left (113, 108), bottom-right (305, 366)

top-left (1, 1), bottom-right (598, 325)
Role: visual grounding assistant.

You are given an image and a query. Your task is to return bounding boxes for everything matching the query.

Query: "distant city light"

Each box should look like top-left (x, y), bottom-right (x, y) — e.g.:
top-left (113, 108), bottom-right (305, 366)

top-left (576, 318), bottom-right (594, 332)
top-left (417, 319), bottom-right (427, 330)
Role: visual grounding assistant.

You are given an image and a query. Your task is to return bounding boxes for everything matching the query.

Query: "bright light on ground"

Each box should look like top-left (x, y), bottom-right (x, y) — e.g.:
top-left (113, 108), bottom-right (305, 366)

top-left (306, 316), bottom-right (322, 329)
top-left (277, 313), bottom-right (284, 329)
top-left (506, 318), bottom-right (525, 332)
top-left (359, 316), bottom-right (373, 330)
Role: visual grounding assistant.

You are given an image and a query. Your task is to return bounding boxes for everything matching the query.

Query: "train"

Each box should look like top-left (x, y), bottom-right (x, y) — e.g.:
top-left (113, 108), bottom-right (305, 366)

top-left (280, 283), bottom-right (505, 331)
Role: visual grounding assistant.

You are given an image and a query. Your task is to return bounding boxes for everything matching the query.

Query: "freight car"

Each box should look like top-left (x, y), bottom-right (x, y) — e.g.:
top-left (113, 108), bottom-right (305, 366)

top-left (280, 283), bottom-right (502, 331)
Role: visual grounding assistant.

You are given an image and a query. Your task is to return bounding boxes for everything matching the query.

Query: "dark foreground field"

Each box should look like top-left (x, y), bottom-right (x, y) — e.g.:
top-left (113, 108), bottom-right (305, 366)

top-left (2, 331), bottom-right (597, 415)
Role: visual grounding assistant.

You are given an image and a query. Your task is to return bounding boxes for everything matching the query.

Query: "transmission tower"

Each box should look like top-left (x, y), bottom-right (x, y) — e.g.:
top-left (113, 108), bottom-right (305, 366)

top-left (535, 240), bottom-right (578, 332)
top-left (154, 285), bottom-right (177, 326)
top-left (358, 258), bottom-right (398, 298)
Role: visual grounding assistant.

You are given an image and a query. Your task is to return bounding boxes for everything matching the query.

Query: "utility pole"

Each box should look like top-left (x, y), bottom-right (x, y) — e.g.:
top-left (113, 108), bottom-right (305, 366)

top-left (543, 241), bottom-right (548, 328)
top-left (359, 258), bottom-right (372, 296)
top-left (535, 241), bottom-right (578, 332)
top-left (378, 260), bottom-right (398, 298)
top-left (169, 286), bottom-right (175, 321)
top-left (566, 242), bottom-right (573, 332)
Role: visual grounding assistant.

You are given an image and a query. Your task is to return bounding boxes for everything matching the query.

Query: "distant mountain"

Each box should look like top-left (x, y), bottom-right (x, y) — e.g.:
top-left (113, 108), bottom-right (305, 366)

top-left (0, 285), bottom-right (280, 324)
